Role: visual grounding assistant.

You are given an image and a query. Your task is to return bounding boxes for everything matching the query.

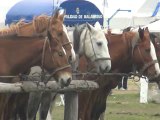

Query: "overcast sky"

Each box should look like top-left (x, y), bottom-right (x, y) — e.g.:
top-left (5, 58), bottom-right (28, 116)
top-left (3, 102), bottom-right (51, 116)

top-left (0, 0), bottom-right (22, 23)
top-left (0, 0), bottom-right (146, 23)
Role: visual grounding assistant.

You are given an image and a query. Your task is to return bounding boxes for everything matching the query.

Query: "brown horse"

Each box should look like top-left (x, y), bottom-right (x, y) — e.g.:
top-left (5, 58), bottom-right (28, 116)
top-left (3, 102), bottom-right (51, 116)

top-left (0, 10), bottom-right (72, 120)
top-left (78, 27), bottom-right (160, 120)
top-left (0, 12), bottom-right (75, 64)
top-left (124, 27), bottom-right (160, 87)
top-left (27, 22), bottom-right (112, 120)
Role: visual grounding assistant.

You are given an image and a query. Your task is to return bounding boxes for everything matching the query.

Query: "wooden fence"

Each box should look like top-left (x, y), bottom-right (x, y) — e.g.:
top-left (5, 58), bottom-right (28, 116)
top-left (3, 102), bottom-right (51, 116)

top-left (0, 79), bottom-right (99, 120)
top-left (0, 80), bottom-right (98, 93)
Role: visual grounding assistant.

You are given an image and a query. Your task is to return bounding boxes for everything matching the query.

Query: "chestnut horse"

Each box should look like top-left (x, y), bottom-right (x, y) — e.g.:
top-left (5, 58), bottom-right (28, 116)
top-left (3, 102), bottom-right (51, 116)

top-left (78, 27), bottom-right (160, 120)
top-left (124, 27), bottom-right (160, 87)
top-left (27, 22), bottom-right (112, 120)
top-left (0, 10), bottom-right (73, 120)
top-left (1, 12), bottom-right (76, 64)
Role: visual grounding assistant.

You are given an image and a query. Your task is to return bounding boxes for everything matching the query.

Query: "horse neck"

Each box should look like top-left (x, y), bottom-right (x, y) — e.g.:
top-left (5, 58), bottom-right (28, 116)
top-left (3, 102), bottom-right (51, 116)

top-left (0, 37), bottom-right (48, 75)
top-left (109, 34), bottom-right (134, 70)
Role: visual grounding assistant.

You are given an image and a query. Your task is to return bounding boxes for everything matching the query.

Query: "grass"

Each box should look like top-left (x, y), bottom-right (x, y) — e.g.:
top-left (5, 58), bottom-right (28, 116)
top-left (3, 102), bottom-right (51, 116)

top-left (105, 92), bottom-right (160, 120)
top-left (51, 81), bottom-right (160, 120)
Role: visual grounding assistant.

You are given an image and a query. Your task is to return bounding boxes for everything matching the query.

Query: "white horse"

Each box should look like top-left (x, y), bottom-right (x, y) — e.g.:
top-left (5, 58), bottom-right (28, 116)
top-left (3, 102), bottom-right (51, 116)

top-left (27, 23), bottom-right (111, 120)
top-left (69, 23), bottom-right (111, 73)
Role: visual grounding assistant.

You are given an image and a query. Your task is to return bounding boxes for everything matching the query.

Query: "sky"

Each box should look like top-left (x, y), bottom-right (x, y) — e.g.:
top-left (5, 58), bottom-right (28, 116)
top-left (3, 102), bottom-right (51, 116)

top-left (0, 0), bottom-right (22, 23)
top-left (0, 0), bottom-right (147, 23)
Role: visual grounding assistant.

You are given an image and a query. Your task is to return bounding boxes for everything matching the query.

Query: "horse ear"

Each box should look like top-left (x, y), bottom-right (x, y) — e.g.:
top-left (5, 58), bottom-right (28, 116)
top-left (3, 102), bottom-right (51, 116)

top-left (58, 13), bottom-right (65, 22)
top-left (94, 21), bottom-right (102, 30)
top-left (86, 23), bottom-right (95, 33)
top-left (53, 9), bottom-right (59, 19)
top-left (58, 9), bottom-right (66, 22)
top-left (138, 27), bottom-right (144, 40)
top-left (144, 27), bottom-right (149, 32)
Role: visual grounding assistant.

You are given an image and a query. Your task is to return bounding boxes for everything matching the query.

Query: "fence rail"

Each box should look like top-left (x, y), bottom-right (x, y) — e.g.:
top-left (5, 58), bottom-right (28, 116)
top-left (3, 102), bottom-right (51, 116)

top-left (0, 80), bottom-right (99, 93)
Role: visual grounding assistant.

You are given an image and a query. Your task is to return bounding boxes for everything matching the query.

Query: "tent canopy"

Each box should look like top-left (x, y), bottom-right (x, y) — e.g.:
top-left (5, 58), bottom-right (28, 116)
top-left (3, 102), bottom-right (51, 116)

top-left (145, 20), bottom-right (160, 32)
top-left (60, 0), bottom-right (103, 26)
top-left (5, 0), bottom-right (103, 26)
top-left (5, 0), bottom-right (54, 25)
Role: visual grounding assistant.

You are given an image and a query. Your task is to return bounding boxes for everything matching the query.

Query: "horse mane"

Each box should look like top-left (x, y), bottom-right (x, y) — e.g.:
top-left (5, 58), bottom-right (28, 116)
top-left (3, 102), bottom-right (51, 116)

top-left (73, 24), bottom-right (86, 53)
top-left (150, 33), bottom-right (157, 44)
top-left (32, 15), bottom-right (49, 33)
top-left (0, 14), bottom-right (50, 38)
top-left (124, 31), bottom-right (140, 55)
top-left (0, 24), bottom-right (19, 37)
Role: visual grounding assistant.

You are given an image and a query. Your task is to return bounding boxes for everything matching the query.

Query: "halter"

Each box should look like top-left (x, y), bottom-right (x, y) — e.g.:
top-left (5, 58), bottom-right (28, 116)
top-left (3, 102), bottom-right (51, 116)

top-left (84, 26), bottom-right (111, 62)
top-left (130, 38), bottom-right (158, 77)
top-left (41, 37), bottom-right (71, 82)
top-left (62, 41), bottom-right (72, 47)
top-left (135, 45), bottom-right (158, 76)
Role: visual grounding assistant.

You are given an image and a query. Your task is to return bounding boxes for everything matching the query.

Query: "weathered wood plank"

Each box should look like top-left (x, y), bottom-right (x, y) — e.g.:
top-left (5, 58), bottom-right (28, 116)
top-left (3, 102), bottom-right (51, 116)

top-left (0, 80), bottom-right (99, 93)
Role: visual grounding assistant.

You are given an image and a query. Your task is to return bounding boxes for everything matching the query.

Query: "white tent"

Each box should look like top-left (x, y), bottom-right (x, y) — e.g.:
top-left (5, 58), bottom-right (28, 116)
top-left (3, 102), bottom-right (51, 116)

top-left (104, 0), bottom-right (160, 29)
top-left (145, 20), bottom-right (160, 32)
top-left (103, 0), bottom-right (144, 29)
top-left (133, 0), bottom-right (160, 27)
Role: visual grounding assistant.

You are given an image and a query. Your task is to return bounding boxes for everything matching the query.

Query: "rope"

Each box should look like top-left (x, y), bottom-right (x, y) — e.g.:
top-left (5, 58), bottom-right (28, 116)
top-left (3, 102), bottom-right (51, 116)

top-left (0, 72), bottom-right (157, 83)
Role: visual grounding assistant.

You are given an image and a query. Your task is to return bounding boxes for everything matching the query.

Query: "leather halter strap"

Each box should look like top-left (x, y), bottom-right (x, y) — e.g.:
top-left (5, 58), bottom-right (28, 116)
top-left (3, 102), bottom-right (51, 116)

top-left (41, 37), bottom-right (71, 81)
top-left (62, 41), bottom-right (72, 46)
top-left (136, 46), bottom-right (158, 75)
top-left (131, 42), bottom-right (158, 76)
top-left (85, 28), bottom-right (111, 61)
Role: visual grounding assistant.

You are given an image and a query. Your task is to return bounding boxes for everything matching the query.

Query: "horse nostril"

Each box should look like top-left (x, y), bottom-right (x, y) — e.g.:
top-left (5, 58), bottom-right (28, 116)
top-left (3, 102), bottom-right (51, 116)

top-left (68, 56), bottom-right (72, 64)
top-left (99, 66), bottom-right (104, 74)
top-left (61, 77), bottom-right (71, 87)
top-left (105, 66), bottom-right (108, 71)
top-left (66, 77), bottom-right (71, 86)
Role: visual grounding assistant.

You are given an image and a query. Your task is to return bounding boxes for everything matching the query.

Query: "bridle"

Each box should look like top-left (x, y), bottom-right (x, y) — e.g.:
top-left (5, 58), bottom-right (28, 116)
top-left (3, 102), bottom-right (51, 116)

top-left (83, 26), bottom-right (111, 62)
top-left (136, 45), bottom-right (158, 75)
top-left (41, 37), bottom-right (71, 82)
top-left (131, 38), bottom-right (158, 77)
top-left (62, 41), bottom-right (72, 47)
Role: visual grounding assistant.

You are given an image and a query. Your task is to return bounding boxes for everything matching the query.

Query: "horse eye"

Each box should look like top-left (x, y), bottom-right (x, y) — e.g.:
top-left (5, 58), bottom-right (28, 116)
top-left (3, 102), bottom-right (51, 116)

top-left (58, 51), bottom-right (63, 56)
top-left (97, 42), bottom-right (102, 46)
top-left (145, 48), bottom-right (150, 53)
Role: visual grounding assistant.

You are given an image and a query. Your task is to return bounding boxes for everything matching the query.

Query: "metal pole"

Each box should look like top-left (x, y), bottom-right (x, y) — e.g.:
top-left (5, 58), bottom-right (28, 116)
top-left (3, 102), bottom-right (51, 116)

top-left (107, 8), bottom-right (131, 29)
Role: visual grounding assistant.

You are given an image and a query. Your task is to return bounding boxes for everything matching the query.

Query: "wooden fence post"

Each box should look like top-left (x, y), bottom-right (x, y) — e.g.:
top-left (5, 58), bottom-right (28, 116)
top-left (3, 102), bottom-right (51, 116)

top-left (64, 92), bottom-right (78, 120)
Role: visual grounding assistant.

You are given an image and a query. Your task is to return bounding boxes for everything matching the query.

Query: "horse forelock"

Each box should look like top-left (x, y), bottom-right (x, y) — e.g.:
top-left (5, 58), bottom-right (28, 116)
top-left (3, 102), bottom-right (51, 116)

top-left (73, 26), bottom-right (80, 53)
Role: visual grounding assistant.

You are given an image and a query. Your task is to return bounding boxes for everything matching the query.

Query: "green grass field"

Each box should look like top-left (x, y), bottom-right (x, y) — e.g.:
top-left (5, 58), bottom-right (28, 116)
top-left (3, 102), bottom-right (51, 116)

top-left (50, 81), bottom-right (160, 120)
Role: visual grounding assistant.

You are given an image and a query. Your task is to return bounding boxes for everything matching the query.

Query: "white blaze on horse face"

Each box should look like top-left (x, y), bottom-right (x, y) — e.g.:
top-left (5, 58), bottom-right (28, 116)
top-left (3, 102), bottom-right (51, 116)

top-left (62, 47), bottom-right (66, 55)
top-left (84, 25), bottom-right (111, 73)
top-left (63, 25), bottom-right (76, 63)
top-left (93, 31), bottom-right (111, 73)
top-left (150, 41), bottom-right (160, 74)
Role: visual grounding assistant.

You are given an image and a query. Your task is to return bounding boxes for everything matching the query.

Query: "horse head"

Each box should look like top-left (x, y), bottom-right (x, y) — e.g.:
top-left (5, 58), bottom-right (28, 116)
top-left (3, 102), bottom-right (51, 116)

top-left (45, 10), bottom-right (73, 87)
top-left (131, 27), bottom-right (160, 79)
top-left (49, 9), bottom-right (76, 64)
top-left (73, 23), bottom-right (111, 73)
